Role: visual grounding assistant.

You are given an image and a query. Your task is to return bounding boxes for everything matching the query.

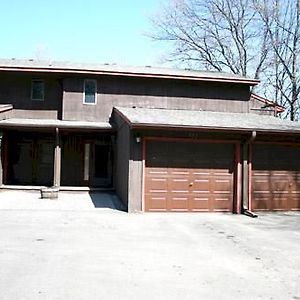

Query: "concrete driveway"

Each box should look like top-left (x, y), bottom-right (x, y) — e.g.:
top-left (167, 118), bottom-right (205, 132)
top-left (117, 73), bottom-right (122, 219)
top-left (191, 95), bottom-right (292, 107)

top-left (0, 191), bottom-right (299, 300)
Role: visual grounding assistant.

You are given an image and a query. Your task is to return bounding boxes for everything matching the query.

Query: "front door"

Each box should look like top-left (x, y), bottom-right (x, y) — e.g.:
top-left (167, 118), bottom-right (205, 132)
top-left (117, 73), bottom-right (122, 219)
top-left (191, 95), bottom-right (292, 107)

top-left (61, 135), bottom-right (113, 187)
top-left (90, 144), bottom-right (112, 187)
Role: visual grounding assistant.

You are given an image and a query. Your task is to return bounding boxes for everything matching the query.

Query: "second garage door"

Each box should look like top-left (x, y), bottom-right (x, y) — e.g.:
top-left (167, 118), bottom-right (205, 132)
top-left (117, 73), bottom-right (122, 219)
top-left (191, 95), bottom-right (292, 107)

top-left (144, 140), bottom-right (235, 212)
top-left (252, 144), bottom-right (300, 211)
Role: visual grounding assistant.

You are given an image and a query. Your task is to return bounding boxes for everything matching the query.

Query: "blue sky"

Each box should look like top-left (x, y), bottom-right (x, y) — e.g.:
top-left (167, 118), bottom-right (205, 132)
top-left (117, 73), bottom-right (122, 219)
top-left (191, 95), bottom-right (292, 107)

top-left (0, 0), bottom-right (169, 66)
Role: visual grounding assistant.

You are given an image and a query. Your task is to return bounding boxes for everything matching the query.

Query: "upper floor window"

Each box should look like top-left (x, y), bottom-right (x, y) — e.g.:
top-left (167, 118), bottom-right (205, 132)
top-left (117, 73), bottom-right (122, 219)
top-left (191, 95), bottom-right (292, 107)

top-left (83, 79), bottom-right (97, 104)
top-left (31, 80), bottom-right (44, 101)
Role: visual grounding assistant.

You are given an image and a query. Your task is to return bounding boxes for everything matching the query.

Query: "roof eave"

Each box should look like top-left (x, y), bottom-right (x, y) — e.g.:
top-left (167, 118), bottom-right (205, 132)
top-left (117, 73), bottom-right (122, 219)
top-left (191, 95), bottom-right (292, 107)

top-left (0, 122), bottom-right (114, 131)
top-left (0, 66), bottom-right (260, 85)
top-left (130, 122), bottom-right (300, 134)
top-left (251, 93), bottom-right (285, 111)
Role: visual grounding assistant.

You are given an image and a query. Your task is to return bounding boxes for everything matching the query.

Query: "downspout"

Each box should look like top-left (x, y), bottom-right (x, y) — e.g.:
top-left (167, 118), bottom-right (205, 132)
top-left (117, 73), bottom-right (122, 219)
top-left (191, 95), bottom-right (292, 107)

top-left (242, 131), bottom-right (258, 218)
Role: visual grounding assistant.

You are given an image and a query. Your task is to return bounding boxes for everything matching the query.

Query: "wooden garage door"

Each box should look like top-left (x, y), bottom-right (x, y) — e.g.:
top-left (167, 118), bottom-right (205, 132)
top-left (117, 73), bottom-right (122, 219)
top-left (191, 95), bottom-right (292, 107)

top-left (144, 140), bottom-right (235, 212)
top-left (252, 144), bottom-right (300, 211)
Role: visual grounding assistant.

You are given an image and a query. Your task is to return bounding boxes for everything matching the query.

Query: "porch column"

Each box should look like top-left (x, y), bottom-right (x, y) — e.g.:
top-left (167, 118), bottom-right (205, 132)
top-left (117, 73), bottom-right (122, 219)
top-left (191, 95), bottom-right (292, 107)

top-left (53, 128), bottom-right (61, 187)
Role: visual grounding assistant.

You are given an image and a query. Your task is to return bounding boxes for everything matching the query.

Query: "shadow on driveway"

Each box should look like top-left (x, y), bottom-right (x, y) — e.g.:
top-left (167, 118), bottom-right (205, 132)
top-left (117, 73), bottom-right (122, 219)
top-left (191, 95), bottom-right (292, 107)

top-left (88, 192), bottom-right (126, 211)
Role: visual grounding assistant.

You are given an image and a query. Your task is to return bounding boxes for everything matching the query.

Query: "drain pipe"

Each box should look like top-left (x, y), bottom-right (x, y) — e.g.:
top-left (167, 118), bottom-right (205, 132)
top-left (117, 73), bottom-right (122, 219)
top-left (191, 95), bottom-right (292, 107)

top-left (242, 131), bottom-right (258, 218)
top-left (243, 209), bottom-right (258, 218)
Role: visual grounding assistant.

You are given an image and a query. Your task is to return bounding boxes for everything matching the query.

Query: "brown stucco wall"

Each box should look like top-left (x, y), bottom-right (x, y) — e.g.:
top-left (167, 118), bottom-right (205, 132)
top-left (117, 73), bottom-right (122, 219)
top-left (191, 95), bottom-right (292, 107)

top-left (62, 76), bottom-right (251, 122)
top-left (113, 113), bottom-right (130, 208)
top-left (128, 133), bottom-right (143, 213)
top-left (0, 72), bottom-right (62, 119)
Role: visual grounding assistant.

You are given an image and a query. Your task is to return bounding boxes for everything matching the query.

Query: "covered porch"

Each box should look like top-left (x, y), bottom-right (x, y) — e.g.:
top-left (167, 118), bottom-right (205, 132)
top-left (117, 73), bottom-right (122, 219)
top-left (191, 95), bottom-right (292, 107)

top-left (0, 118), bottom-right (115, 189)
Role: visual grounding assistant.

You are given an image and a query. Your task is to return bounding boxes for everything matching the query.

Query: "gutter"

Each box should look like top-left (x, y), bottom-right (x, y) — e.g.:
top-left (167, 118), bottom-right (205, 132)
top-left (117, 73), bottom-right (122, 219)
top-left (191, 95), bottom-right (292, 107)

top-left (0, 121), bottom-right (114, 131)
top-left (129, 122), bottom-right (300, 135)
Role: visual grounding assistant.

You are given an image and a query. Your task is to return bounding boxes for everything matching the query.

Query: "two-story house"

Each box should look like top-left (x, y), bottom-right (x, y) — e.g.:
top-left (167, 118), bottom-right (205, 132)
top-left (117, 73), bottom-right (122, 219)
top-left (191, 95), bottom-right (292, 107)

top-left (0, 59), bottom-right (298, 213)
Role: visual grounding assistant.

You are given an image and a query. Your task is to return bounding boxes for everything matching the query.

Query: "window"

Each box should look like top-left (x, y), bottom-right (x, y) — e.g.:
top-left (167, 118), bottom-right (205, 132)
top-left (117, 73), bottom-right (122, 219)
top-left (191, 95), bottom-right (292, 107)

top-left (31, 80), bottom-right (44, 101)
top-left (83, 79), bottom-right (97, 104)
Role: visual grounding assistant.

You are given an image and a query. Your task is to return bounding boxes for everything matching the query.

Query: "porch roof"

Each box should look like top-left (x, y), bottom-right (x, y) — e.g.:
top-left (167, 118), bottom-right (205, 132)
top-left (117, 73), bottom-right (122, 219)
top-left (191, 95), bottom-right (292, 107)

top-left (114, 106), bottom-right (300, 134)
top-left (0, 118), bottom-right (113, 130)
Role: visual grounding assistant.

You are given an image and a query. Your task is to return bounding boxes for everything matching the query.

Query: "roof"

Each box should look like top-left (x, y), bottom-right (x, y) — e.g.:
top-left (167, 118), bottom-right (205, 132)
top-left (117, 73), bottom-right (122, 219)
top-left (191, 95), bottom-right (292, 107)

top-left (114, 107), bottom-right (300, 134)
top-left (250, 93), bottom-right (285, 113)
top-left (0, 58), bottom-right (259, 85)
top-left (0, 118), bottom-right (113, 130)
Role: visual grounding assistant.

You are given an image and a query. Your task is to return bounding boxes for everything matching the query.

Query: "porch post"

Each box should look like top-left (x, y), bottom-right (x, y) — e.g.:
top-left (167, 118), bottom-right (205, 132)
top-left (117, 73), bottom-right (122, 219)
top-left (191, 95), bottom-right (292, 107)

top-left (53, 127), bottom-right (61, 187)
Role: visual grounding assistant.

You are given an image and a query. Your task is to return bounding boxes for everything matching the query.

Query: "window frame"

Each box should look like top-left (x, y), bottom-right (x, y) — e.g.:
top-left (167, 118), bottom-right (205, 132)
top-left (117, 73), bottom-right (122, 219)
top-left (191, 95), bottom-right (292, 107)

top-left (83, 79), bottom-right (97, 105)
top-left (31, 79), bottom-right (45, 101)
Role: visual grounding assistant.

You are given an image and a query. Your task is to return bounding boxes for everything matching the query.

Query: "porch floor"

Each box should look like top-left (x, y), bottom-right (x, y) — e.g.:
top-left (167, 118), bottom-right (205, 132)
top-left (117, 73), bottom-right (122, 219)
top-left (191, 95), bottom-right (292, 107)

top-left (1, 185), bottom-right (114, 192)
top-left (0, 190), bottom-right (125, 211)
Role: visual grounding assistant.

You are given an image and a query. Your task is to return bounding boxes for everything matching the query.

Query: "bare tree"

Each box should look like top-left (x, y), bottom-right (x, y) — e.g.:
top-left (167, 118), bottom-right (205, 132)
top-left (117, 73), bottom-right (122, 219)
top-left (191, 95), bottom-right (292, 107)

top-left (150, 0), bottom-right (300, 120)
top-left (254, 0), bottom-right (300, 120)
top-left (151, 0), bottom-right (270, 78)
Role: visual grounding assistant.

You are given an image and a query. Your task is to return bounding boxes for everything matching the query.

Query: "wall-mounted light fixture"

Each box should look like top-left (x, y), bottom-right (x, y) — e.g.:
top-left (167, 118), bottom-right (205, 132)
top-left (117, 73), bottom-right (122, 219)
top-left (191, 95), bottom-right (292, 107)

top-left (134, 133), bottom-right (141, 143)
top-left (135, 136), bottom-right (141, 143)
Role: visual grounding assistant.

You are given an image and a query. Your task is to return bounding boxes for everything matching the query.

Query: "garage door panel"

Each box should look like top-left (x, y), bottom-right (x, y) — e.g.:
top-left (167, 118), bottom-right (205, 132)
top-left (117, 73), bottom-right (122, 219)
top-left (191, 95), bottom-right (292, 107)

top-left (272, 197), bottom-right (289, 211)
top-left (214, 180), bottom-right (232, 192)
top-left (252, 144), bottom-right (300, 211)
top-left (291, 194), bottom-right (300, 210)
top-left (147, 178), bottom-right (167, 192)
top-left (145, 140), bottom-right (235, 212)
top-left (145, 194), bottom-right (168, 211)
top-left (253, 197), bottom-right (271, 211)
top-left (190, 196), bottom-right (210, 212)
top-left (169, 195), bottom-right (189, 211)
top-left (213, 193), bottom-right (232, 211)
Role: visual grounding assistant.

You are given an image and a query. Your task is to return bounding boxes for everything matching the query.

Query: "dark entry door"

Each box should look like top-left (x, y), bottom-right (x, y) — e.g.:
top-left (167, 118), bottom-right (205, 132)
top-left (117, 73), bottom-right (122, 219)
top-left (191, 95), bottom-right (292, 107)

top-left (90, 144), bottom-right (112, 186)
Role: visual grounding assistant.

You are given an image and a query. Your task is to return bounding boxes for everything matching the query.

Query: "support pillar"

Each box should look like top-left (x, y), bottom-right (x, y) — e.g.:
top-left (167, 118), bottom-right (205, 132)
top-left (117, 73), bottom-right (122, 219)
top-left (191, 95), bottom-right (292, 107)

top-left (53, 128), bottom-right (61, 187)
top-left (235, 143), bottom-right (242, 214)
top-left (242, 131), bottom-right (256, 212)
top-left (242, 143), bottom-right (249, 210)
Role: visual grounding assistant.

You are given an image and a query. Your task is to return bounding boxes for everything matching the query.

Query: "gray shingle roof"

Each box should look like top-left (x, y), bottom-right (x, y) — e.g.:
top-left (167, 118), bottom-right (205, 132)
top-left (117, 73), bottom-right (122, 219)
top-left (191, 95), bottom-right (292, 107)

top-left (0, 118), bottom-right (112, 130)
top-left (114, 107), bottom-right (300, 133)
top-left (0, 58), bottom-right (259, 85)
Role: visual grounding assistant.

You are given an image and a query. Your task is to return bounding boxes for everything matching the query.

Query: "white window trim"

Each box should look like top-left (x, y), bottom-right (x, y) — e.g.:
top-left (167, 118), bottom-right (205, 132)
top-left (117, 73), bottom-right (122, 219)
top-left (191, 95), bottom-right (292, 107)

top-left (83, 79), bottom-right (97, 105)
top-left (31, 79), bottom-right (45, 101)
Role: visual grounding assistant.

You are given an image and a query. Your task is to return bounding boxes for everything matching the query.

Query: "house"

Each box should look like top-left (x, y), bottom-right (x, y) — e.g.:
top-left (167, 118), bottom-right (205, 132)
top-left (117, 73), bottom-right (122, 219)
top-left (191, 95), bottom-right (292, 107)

top-left (0, 58), bottom-right (299, 213)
